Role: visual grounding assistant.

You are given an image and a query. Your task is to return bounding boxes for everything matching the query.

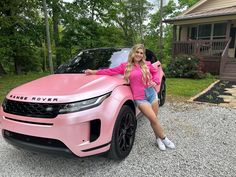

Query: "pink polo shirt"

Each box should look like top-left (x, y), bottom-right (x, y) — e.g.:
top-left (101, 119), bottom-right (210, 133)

top-left (96, 61), bottom-right (160, 100)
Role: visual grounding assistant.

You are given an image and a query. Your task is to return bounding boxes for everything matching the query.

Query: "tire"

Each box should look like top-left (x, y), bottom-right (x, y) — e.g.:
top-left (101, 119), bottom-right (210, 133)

top-left (107, 105), bottom-right (137, 160)
top-left (158, 79), bottom-right (166, 106)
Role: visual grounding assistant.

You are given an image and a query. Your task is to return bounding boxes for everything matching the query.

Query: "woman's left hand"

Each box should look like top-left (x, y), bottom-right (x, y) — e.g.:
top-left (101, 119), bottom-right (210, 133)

top-left (149, 81), bottom-right (157, 87)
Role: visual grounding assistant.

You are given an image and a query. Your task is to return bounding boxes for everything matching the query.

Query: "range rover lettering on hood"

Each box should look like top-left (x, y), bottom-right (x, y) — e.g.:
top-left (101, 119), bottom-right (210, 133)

top-left (9, 95), bottom-right (58, 102)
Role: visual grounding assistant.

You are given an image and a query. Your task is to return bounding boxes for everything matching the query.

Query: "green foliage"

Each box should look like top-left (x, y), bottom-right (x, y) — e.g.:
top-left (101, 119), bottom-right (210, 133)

top-left (206, 94), bottom-right (213, 100)
top-left (165, 55), bottom-right (204, 79)
top-left (145, 0), bottom-right (177, 65)
top-left (0, 0), bottom-right (202, 75)
top-left (0, 0), bottom-right (42, 74)
top-left (178, 0), bottom-right (201, 8)
top-left (105, 0), bottom-right (152, 45)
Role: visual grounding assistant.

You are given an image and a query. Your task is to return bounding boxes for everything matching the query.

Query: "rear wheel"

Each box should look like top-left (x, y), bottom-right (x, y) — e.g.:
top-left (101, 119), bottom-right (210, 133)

top-left (158, 79), bottom-right (166, 106)
top-left (107, 105), bottom-right (137, 160)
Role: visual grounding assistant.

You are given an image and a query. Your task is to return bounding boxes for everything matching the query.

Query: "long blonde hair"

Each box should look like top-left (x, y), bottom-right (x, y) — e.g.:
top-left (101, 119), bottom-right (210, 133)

top-left (124, 44), bottom-right (151, 84)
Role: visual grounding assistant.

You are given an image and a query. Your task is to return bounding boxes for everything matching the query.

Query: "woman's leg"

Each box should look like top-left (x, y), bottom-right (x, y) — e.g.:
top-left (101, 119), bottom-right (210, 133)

top-left (151, 99), bottom-right (159, 116)
top-left (138, 103), bottom-right (165, 139)
top-left (151, 99), bottom-right (175, 149)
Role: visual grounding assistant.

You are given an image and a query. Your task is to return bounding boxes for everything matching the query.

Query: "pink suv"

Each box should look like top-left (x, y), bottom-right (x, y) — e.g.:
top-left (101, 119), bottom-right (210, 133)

top-left (0, 48), bottom-right (166, 160)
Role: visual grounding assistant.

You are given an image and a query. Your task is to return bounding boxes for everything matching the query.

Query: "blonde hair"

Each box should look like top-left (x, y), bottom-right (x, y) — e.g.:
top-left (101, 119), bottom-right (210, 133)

top-left (124, 44), bottom-right (151, 84)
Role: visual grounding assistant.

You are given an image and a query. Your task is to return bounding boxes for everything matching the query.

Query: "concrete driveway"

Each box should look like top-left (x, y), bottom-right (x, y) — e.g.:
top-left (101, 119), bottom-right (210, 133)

top-left (0, 101), bottom-right (236, 177)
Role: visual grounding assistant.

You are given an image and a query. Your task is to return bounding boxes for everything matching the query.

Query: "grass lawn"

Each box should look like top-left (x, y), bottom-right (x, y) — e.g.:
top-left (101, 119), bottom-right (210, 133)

top-left (0, 72), bottom-right (217, 103)
top-left (166, 77), bottom-right (217, 101)
top-left (0, 72), bottom-right (49, 103)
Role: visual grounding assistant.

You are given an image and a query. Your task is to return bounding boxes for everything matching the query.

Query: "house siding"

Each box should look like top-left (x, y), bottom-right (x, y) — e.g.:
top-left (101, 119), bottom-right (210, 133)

top-left (180, 26), bottom-right (188, 41)
top-left (191, 0), bottom-right (236, 14)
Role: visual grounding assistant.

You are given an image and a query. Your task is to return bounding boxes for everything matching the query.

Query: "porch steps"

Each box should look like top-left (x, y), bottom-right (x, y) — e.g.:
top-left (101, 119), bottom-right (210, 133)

top-left (220, 60), bottom-right (236, 81)
top-left (220, 76), bottom-right (236, 81)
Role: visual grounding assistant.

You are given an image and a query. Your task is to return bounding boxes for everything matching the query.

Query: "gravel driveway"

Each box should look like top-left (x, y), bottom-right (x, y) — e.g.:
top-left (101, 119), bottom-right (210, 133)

top-left (0, 101), bottom-right (236, 177)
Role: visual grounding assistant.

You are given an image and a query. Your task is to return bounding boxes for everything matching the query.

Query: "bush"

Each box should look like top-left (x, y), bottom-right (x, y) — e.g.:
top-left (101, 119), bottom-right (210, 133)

top-left (165, 55), bottom-right (204, 79)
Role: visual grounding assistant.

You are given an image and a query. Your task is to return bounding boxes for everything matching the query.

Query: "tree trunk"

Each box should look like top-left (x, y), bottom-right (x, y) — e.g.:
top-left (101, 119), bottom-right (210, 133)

top-left (42, 41), bottom-right (47, 71)
top-left (14, 57), bottom-right (22, 75)
top-left (0, 62), bottom-right (6, 76)
top-left (52, 0), bottom-right (61, 67)
top-left (43, 0), bottom-right (54, 74)
top-left (159, 0), bottom-right (163, 62)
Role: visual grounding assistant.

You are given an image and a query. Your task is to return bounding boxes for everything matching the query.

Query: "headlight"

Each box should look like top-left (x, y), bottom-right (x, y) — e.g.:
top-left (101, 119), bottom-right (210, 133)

top-left (59, 93), bottom-right (111, 114)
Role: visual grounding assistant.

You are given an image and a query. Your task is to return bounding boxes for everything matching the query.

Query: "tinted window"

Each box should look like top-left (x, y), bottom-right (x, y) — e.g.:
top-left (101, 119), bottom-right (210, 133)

top-left (146, 49), bottom-right (157, 63)
top-left (55, 48), bottom-right (130, 74)
top-left (55, 48), bottom-right (157, 74)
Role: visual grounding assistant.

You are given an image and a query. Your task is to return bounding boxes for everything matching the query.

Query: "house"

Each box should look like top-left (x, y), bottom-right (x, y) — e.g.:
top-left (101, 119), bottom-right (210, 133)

top-left (164, 0), bottom-right (236, 81)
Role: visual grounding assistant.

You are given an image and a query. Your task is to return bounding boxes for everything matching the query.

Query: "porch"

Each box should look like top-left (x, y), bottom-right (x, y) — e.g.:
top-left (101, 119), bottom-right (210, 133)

top-left (172, 39), bottom-right (236, 81)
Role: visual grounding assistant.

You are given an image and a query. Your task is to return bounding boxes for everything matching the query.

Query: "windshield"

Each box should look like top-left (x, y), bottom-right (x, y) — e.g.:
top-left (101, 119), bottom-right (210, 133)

top-left (55, 48), bottom-right (131, 74)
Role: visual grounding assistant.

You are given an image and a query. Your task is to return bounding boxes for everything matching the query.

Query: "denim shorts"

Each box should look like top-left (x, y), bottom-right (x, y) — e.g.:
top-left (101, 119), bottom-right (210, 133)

top-left (134, 87), bottom-right (159, 106)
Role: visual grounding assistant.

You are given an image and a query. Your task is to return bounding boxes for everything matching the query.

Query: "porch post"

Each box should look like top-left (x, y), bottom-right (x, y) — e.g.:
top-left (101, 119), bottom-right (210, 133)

top-left (226, 20), bottom-right (231, 40)
top-left (172, 25), bottom-right (177, 58)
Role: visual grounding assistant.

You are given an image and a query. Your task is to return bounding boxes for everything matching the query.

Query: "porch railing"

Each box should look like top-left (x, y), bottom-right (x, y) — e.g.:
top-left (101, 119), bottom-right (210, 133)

top-left (173, 39), bottom-right (229, 57)
top-left (220, 38), bottom-right (231, 76)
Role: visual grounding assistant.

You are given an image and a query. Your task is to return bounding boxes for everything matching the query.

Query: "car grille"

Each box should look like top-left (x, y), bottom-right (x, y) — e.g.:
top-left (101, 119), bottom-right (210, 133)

top-left (3, 99), bottom-right (62, 118)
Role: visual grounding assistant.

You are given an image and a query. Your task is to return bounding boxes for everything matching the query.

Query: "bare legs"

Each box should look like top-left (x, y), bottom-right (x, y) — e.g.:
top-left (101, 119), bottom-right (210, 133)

top-left (138, 99), bottom-right (165, 139)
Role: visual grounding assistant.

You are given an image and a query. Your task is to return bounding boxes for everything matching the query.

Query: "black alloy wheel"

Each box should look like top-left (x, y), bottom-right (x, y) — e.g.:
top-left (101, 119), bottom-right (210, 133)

top-left (108, 105), bottom-right (137, 160)
top-left (159, 79), bottom-right (166, 106)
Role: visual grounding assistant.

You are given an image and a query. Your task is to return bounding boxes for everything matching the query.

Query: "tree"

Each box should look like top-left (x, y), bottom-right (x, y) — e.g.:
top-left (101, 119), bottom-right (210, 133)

top-left (46, 0), bottom-right (63, 68)
top-left (43, 0), bottom-right (54, 73)
top-left (145, 0), bottom-right (177, 63)
top-left (107, 0), bottom-right (151, 46)
top-left (178, 0), bottom-right (201, 8)
top-left (0, 0), bottom-right (42, 74)
top-left (145, 0), bottom-right (201, 64)
top-left (130, 0), bottom-right (152, 43)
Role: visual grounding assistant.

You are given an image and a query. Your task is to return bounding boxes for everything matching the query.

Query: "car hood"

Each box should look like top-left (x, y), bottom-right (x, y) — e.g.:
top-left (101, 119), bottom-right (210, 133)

top-left (6, 74), bottom-right (126, 103)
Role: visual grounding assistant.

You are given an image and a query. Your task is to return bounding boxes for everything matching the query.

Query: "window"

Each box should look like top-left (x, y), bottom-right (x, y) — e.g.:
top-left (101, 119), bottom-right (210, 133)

top-left (188, 23), bottom-right (227, 40)
top-left (213, 23), bottom-right (227, 39)
top-left (198, 24), bottom-right (211, 39)
top-left (190, 27), bottom-right (197, 39)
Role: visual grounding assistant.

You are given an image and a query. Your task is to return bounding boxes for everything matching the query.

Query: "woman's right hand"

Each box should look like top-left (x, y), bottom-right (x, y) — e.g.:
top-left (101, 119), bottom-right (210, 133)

top-left (85, 69), bottom-right (96, 75)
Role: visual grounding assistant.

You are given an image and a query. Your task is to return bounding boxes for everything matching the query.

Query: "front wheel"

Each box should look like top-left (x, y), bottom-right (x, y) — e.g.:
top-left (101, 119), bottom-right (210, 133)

top-left (158, 79), bottom-right (166, 106)
top-left (107, 105), bottom-right (137, 160)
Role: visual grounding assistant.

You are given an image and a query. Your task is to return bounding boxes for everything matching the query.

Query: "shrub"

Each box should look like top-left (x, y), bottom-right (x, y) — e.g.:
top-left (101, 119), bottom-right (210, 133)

top-left (165, 55), bottom-right (204, 79)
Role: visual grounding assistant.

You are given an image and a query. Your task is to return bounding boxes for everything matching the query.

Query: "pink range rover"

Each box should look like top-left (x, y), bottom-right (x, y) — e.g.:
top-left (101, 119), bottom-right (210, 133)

top-left (0, 48), bottom-right (166, 160)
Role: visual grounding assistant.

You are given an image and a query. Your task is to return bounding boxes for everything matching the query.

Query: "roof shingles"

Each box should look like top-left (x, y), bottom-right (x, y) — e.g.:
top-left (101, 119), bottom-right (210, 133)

top-left (165, 6), bottom-right (236, 22)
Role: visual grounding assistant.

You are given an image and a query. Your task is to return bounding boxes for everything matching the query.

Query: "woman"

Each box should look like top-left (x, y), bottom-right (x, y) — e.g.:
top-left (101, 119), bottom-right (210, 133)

top-left (85, 44), bottom-right (175, 151)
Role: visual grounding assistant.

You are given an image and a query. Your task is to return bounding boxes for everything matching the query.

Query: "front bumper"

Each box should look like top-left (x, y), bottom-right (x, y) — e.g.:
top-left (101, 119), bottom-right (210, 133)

top-left (0, 96), bottom-right (122, 157)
